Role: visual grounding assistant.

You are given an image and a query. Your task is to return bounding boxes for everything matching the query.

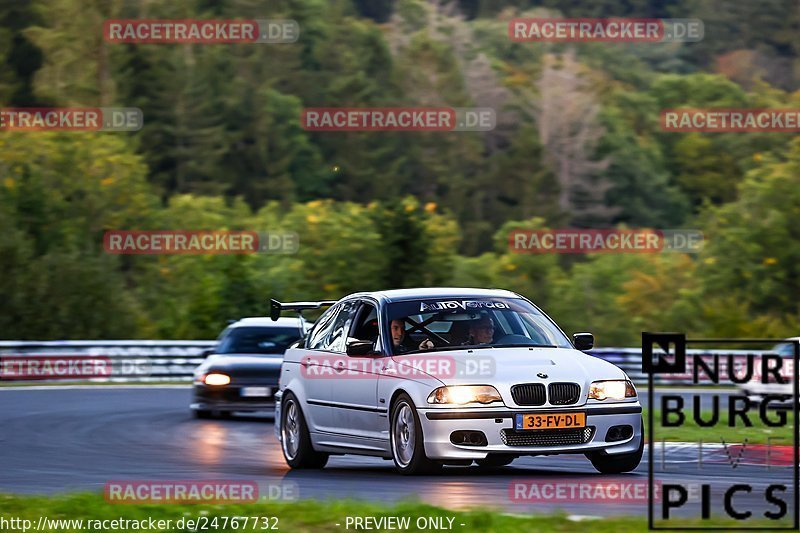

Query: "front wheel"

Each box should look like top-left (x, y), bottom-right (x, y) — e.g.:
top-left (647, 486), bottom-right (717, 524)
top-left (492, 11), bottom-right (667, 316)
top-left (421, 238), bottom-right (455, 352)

top-left (390, 394), bottom-right (442, 475)
top-left (281, 392), bottom-right (329, 469)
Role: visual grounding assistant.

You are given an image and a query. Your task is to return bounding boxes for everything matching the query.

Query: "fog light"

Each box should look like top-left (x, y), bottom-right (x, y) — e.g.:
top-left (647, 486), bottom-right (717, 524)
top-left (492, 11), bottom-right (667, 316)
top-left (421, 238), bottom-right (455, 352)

top-left (605, 424), bottom-right (633, 442)
top-left (450, 430), bottom-right (487, 446)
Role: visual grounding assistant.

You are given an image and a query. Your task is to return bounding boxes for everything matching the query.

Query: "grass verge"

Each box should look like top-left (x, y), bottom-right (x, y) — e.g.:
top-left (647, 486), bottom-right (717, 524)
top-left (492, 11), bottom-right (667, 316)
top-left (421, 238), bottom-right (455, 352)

top-left (0, 493), bottom-right (789, 532)
top-left (646, 408), bottom-right (795, 443)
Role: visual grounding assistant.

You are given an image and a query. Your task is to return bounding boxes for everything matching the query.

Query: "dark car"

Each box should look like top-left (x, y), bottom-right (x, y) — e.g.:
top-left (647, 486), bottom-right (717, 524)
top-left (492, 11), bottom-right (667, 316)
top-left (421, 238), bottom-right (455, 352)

top-left (191, 317), bottom-right (307, 419)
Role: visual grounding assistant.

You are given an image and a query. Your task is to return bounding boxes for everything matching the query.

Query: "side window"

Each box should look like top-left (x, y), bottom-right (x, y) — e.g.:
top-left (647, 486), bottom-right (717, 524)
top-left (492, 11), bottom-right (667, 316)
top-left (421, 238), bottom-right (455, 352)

top-left (324, 300), bottom-right (359, 353)
top-left (307, 305), bottom-right (339, 350)
top-left (215, 327), bottom-right (232, 351)
top-left (351, 302), bottom-right (380, 345)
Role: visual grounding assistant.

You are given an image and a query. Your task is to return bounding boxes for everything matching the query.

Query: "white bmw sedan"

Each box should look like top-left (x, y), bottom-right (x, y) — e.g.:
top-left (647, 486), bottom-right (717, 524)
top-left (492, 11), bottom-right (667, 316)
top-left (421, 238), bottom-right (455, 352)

top-left (273, 288), bottom-right (643, 475)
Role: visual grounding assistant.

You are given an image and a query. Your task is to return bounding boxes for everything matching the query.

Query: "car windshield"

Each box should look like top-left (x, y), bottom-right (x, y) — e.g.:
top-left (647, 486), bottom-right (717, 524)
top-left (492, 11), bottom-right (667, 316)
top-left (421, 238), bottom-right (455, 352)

top-left (386, 297), bottom-right (571, 354)
top-left (217, 326), bottom-right (301, 355)
top-left (773, 342), bottom-right (799, 357)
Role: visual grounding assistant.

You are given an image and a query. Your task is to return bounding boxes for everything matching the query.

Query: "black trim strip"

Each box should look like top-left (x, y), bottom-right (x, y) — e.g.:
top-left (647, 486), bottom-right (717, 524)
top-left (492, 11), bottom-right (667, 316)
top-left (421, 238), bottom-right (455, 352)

top-left (307, 399), bottom-right (388, 413)
top-left (588, 406), bottom-right (642, 416)
top-left (426, 411), bottom-right (512, 420)
top-left (425, 405), bottom-right (642, 420)
top-left (315, 429), bottom-right (389, 442)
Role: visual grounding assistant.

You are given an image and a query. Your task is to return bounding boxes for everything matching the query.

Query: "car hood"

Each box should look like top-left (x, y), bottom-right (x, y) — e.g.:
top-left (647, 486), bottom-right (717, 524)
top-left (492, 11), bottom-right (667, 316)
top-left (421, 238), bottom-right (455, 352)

top-left (392, 347), bottom-right (628, 407)
top-left (198, 354), bottom-right (283, 378)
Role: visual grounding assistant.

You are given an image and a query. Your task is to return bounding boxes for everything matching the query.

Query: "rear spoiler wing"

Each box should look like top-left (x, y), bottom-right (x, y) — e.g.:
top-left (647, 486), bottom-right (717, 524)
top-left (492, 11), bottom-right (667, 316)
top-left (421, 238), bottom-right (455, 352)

top-left (269, 299), bottom-right (336, 322)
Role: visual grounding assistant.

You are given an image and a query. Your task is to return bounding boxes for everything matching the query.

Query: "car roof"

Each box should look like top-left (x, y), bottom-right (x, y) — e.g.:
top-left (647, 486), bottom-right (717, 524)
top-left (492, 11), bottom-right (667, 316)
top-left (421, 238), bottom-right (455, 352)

top-left (229, 317), bottom-right (307, 327)
top-left (341, 287), bottom-right (522, 304)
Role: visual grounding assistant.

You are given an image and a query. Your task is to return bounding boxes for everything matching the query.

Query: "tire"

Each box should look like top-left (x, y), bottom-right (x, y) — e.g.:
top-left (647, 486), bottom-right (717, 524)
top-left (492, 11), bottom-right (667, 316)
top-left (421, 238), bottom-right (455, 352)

top-left (389, 393), bottom-right (442, 475)
top-left (587, 418), bottom-right (644, 474)
top-left (476, 455), bottom-right (515, 468)
top-left (280, 392), bottom-right (329, 469)
top-left (193, 409), bottom-right (213, 419)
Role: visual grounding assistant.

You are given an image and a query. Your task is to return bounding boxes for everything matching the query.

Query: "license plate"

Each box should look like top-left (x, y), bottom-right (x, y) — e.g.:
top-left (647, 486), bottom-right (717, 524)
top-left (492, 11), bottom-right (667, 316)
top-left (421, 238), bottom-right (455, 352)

top-left (241, 387), bottom-right (272, 398)
top-left (515, 412), bottom-right (585, 430)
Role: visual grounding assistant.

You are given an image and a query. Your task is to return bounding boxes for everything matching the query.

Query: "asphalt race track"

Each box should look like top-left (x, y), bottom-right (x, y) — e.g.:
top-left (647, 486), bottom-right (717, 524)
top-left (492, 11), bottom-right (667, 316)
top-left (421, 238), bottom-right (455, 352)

top-left (1, 387), bottom-right (795, 523)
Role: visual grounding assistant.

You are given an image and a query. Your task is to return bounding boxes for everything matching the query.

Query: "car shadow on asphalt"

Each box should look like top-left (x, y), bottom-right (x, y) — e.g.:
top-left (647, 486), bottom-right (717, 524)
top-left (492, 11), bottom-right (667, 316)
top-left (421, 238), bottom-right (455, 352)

top-left (282, 463), bottom-right (646, 480)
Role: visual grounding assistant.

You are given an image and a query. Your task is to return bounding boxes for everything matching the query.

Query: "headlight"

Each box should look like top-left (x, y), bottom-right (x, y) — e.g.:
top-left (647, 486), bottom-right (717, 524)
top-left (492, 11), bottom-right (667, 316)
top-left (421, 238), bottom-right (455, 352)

top-left (427, 385), bottom-right (502, 405)
top-left (203, 373), bottom-right (231, 386)
top-left (588, 380), bottom-right (636, 401)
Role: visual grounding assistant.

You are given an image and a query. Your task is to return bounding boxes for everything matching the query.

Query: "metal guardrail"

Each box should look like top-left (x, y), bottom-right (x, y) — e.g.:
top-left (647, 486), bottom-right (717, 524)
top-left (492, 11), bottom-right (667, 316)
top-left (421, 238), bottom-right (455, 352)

top-left (0, 341), bottom-right (214, 382)
top-left (588, 347), bottom-right (777, 385)
top-left (0, 341), bottom-right (781, 385)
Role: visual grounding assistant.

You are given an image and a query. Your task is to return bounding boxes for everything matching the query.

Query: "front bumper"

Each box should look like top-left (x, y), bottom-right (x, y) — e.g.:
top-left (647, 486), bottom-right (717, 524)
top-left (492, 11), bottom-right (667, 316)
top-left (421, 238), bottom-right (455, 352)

top-left (739, 384), bottom-right (796, 409)
top-left (418, 403), bottom-right (642, 460)
top-left (191, 383), bottom-right (278, 413)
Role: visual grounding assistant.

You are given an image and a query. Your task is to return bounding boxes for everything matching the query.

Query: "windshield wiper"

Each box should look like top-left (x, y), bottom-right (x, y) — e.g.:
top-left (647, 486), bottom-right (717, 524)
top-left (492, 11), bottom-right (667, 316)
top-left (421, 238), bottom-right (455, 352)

top-left (397, 344), bottom-right (495, 355)
top-left (492, 343), bottom-right (558, 349)
top-left (396, 343), bottom-right (559, 355)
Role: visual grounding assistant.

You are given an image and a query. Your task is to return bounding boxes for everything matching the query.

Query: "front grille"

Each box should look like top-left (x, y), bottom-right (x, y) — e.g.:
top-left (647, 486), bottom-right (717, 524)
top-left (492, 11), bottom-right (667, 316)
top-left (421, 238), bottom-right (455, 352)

top-left (196, 386), bottom-right (278, 403)
top-left (501, 427), bottom-right (595, 447)
top-left (548, 382), bottom-right (580, 405)
top-left (510, 383), bottom-right (546, 406)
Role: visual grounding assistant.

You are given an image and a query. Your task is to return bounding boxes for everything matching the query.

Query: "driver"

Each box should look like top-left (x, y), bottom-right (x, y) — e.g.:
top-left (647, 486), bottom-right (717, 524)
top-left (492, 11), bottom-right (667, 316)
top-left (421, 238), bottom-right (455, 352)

top-left (391, 319), bottom-right (432, 353)
top-left (465, 315), bottom-right (495, 345)
top-left (390, 319), bottom-right (411, 353)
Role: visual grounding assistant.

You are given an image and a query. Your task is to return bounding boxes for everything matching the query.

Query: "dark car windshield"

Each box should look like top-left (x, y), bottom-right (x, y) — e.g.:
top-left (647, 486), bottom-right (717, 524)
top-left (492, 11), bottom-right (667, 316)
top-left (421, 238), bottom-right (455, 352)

top-left (217, 326), bottom-right (301, 355)
top-left (773, 342), bottom-right (799, 357)
top-left (385, 297), bottom-right (571, 354)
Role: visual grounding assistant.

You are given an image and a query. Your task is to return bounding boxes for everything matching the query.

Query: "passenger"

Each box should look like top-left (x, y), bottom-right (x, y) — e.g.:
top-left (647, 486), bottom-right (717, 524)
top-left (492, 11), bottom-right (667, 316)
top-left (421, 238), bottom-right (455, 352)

top-left (465, 315), bottom-right (495, 345)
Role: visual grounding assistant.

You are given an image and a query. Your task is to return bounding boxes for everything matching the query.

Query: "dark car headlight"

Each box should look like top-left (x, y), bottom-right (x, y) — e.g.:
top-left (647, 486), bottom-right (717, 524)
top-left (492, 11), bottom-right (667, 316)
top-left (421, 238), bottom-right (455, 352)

top-left (199, 373), bottom-right (231, 386)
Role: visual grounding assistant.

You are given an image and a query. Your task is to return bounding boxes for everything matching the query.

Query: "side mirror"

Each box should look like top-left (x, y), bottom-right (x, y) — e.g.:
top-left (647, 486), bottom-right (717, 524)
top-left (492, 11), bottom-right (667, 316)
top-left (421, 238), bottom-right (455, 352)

top-left (346, 339), bottom-right (376, 356)
top-left (199, 348), bottom-right (215, 358)
top-left (573, 333), bottom-right (594, 351)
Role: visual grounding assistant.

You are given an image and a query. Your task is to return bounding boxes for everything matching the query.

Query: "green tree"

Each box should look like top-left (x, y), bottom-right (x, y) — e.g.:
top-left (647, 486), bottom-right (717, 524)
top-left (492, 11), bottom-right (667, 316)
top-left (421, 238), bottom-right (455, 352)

top-left (697, 138), bottom-right (800, 318)
top-left (598, 91), bottom-right (689, 226)
top-left (0, 132), bottom-right (153, 338)
top-left (25, 0), bottom-right (121, 106)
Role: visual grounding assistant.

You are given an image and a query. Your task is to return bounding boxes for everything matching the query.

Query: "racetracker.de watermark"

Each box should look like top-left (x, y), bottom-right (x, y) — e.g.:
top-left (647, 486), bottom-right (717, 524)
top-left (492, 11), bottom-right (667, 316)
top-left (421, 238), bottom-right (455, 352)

top-left (301, 107), bottom-right (495, 131)
top-left (508, 229), bottom-right (704, 254)
top-left (662, 109), bottom-right (800, 132)
top-left (509, 480), bottom-right (661, 503)
top-left (509, 18), bottom-right (703, 42)
top-left (0, 354), bottom-right (153, 380)
top-left (300, 354), bottom-right (496, 380)
top-left (103, 480), bottom-right (297, 504)
top-left (103, 231), bottom-right (299, 255)
top-left (104, 19), bottom-right (299, 44)
top-left (0, 356), bottom-right (112, 380)
top-left (0, 108), bottom-right (142, 131)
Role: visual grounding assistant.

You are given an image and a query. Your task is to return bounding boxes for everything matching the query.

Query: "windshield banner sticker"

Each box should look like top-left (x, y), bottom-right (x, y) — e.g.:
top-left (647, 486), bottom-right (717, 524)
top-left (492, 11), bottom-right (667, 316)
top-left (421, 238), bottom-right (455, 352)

top-left (419, 300), bottom-right (510, 312)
